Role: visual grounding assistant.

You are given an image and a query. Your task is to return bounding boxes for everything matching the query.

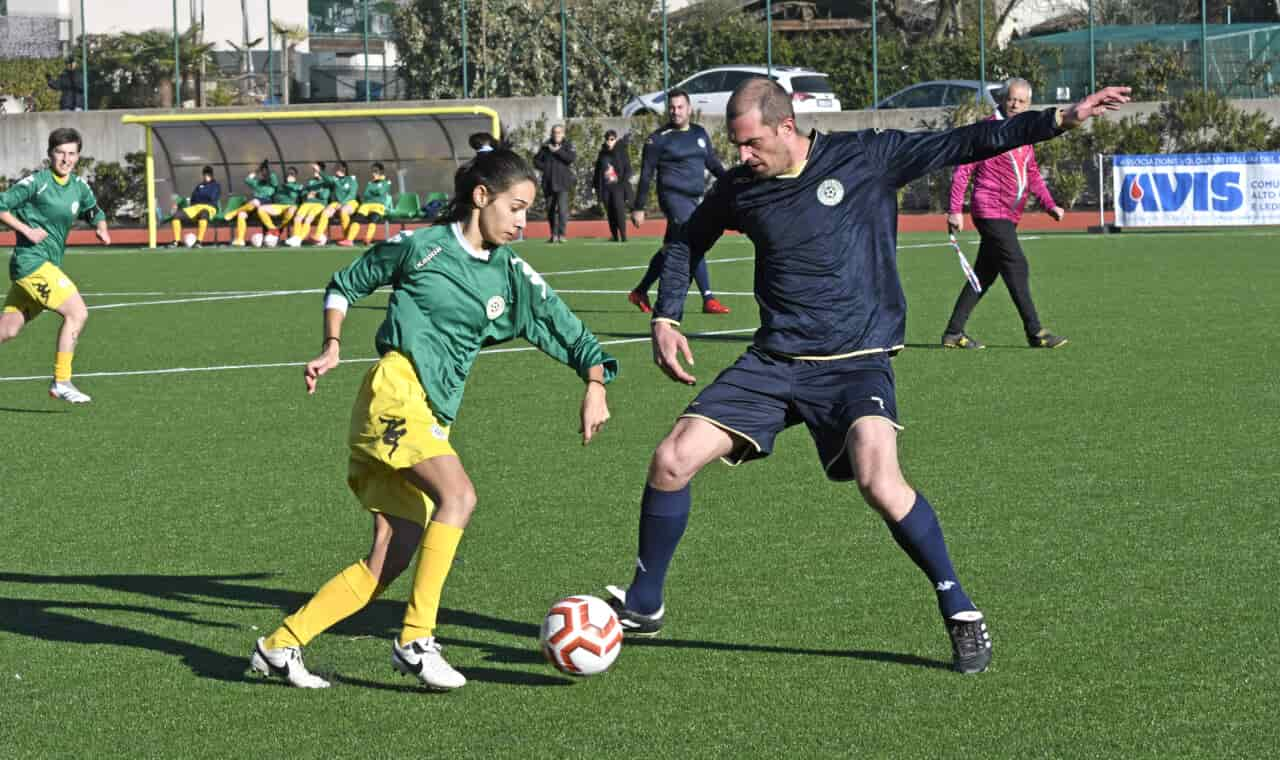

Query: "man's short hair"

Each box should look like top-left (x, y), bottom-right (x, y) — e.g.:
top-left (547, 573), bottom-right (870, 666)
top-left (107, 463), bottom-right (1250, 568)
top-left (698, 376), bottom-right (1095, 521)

top-left (47, 127), bottom-right (82, 154)
top-left (1001, 77), bottom-right (1032, 99)
top-left (667, 88), bottom-right (690, 106)
top-left (726, 77), bottom-right (794, 128)
top-left (201, 165), bottom-right (214, 176)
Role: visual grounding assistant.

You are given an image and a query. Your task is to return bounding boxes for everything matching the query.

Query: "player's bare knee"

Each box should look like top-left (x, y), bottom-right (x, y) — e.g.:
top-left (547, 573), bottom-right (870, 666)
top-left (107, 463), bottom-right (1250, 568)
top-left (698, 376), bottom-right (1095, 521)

top-left (648, 441), bottom-right (696, 490)
top-left (438, 484), bottom-right (478, 521)
top-left (0, 314), bottom-right (22, 342)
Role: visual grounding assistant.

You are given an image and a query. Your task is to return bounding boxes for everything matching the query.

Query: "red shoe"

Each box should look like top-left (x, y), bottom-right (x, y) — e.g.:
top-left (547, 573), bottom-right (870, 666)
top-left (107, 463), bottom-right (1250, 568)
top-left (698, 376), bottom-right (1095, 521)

top-left (628, 290), bottom-right (652, 314)
top-left (702, 297), bottom-right (730, 314)
top-left (336, 239), bottom-right (354, 247)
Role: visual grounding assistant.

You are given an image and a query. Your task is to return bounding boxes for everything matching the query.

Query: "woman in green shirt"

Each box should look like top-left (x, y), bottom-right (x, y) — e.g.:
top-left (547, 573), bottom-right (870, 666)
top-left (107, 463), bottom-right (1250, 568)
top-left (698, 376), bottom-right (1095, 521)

top-left (251, 149), bottom-right (618, 691)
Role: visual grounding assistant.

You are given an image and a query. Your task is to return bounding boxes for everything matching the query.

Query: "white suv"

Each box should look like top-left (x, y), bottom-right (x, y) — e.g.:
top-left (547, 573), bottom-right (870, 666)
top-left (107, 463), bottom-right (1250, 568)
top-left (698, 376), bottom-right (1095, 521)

top-left (622, 65), bottom-right (841, 117)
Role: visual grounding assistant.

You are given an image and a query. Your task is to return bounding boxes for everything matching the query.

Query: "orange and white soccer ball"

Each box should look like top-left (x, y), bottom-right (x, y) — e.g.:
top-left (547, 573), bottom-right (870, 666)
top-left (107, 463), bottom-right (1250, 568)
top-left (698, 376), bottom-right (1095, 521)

top-left (539, 595), bottom-right (623, 676)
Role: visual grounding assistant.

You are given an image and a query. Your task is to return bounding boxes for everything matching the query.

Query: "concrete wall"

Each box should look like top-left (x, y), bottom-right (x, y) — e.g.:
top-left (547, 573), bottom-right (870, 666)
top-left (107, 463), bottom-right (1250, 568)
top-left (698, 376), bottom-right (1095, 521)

top-left (0, 96), bottom-right (563, 177)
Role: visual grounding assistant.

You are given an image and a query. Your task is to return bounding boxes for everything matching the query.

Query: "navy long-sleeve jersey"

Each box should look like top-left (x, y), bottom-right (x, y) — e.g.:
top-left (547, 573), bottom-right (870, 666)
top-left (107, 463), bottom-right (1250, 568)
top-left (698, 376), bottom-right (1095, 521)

top-left (633, 123), bottom-right (727, 221)
top-left (190, 180), bottom-right (220, 206)
top-left (655, 107), bottom-right (1064, 358)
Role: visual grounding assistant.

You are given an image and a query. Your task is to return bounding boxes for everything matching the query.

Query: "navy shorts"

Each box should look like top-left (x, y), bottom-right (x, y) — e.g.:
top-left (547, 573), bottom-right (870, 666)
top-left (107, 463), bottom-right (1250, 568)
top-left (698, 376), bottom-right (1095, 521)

top-left (680, 346), bottom-right (902, 481)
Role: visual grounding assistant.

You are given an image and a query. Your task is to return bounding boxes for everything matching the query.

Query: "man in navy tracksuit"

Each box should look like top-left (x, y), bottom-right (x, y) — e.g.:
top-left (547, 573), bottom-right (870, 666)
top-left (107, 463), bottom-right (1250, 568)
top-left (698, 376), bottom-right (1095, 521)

top-left (627, 89), bottom-right (731, 315)
top-left (605, 77), bottom-right (1131, 674)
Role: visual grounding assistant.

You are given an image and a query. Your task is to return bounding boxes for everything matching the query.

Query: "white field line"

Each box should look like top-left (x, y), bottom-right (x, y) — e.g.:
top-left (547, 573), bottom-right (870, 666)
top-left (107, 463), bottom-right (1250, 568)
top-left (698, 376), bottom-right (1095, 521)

top-left (76, 242), bottom-right (964, 305)
top-left (0, 327), bottom-right (756, 383)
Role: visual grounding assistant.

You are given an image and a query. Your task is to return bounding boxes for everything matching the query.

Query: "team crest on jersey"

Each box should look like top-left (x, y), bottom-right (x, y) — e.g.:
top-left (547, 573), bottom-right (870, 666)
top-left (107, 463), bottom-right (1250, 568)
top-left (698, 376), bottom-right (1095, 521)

top-left (817, 178), bottom-right (844, 206)
top-left (486, 295), bottom-right (506, 320)
top-left (70, 201), bottom-right (79, 215)
top-left (697, 137), bottom-right (706, 149)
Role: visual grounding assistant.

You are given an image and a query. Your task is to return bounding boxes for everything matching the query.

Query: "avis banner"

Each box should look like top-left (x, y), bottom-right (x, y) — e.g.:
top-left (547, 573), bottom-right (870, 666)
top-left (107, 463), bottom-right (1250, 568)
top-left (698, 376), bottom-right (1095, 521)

top-left (1112, 152), bottom-right (1280, 227)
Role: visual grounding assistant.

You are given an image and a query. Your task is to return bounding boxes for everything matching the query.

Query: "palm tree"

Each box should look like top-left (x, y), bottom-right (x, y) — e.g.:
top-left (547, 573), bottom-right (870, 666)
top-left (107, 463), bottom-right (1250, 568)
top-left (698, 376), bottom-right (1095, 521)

top-left (271, 20), bottom-right (309, 105)
top-left (120, 26), bottom-right (216, 107)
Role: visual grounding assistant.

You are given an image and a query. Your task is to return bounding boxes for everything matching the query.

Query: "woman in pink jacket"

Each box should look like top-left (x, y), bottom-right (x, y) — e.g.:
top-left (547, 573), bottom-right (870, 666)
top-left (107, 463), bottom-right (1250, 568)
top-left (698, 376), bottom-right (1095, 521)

top-left (942, 78), bottom-right (1068, 349)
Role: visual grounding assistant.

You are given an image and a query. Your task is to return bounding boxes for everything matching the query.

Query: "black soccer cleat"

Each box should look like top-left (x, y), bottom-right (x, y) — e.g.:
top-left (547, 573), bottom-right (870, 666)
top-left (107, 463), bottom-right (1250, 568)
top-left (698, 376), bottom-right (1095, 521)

top-left (1028, 329), bottom-right (1068, 349)
top-left (604, 585), bottom-right (665, 637)
top-left (946, 611), bottom-right (992, 674)
top-left (942, 332), bottom-right (986, 350)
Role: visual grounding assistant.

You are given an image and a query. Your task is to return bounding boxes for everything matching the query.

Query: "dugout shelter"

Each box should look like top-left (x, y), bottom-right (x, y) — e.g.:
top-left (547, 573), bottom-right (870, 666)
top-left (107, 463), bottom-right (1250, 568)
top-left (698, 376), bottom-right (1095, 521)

top-left (121, 106), bottom-right (501, 248)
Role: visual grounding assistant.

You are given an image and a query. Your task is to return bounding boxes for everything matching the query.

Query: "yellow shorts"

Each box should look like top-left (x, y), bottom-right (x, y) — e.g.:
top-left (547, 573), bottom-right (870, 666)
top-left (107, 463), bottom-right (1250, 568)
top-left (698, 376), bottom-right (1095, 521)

top-left (181, 204), bottom-right (218, 221)
top-left (325, 201), bottom-right (357, 215)
top-left (355, 202), bottom-right (386, 218)
top-left (4, 262), bottom-right (77, 320)
top-left (346, 350), bottom-right (455, 526)
top-left (224, 201), bottom-right (259, 219)
top-left (296, 202), bottom-right (326, 219)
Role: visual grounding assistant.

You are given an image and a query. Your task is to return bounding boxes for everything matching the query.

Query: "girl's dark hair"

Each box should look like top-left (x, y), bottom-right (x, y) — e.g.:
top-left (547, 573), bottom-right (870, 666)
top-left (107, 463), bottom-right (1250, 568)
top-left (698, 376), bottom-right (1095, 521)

top-left (604, 129), bottom-right (618, 141)
top-left (201, 165), bottom-right (214, 175)
top-left (336, 161), bottom-right (349, 174)
top-left (371, 161), bottom-right (385, 172)
top-left (47, 127), bottom-right (82, 155)
top-left (286, 166), bottom-right (298, 177)
top-left (314, 161), bottom-right (326, 172)
top-left (257, 159), bottom-right (271, 173)
top-left (440, 149), bottom-right (537, 225)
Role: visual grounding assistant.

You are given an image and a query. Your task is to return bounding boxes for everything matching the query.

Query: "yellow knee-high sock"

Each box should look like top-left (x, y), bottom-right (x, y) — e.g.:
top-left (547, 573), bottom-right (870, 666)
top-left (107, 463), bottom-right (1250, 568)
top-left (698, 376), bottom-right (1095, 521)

top-left (264, 560), bottom-right (380, 650)
top-left (53, 352), bottom-right (73, 383)
top-left (400, 521), bottom-right (464, 645)
top-left (235, 215), bottom-right (248, 244)
top-left (364, 223), bottom-right (376, 244)
top-left (345, 222), bottom-right (361, 242)
top-left (312, 213), bottom-right (331, 241)
top-left (256, 208), bottom-right (276, 230)
top-left (196, 218), bottom-right (208, 242)
top-left (339, 208), bottom-right (352, 234)
top-left (170, 218), bottom-right (182, 242)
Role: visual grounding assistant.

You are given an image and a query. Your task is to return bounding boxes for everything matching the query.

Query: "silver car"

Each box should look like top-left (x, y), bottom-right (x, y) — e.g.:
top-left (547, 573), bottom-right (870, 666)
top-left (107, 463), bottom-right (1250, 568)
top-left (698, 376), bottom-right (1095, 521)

top-left (622, 65), bottom-right (841, 117)
top-left (874, 80), bottom-right (1002, 110)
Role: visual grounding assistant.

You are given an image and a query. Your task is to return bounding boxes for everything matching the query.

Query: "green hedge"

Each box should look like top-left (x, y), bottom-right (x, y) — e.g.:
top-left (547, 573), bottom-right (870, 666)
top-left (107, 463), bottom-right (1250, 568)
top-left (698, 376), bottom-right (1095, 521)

top-left (0, 58), bottom-right (67, 112)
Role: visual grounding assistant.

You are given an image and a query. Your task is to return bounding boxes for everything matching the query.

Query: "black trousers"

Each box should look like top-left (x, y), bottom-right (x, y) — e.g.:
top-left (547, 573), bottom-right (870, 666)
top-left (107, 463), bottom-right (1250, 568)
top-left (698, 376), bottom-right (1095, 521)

top-left (546, 190), bottom-right (569, 237)
top-left (944, 217), bottom-right (1042, 339)
top-left (602, 186), bottom-right (627, 241)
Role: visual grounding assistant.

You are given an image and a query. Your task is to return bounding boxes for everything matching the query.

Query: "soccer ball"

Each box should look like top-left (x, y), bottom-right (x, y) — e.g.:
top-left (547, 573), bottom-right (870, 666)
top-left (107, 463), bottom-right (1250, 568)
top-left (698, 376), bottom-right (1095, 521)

top-left (539, 595), bottom-right (623, 676)
top-left (182, 232), bottom-right (197, 248)
top-left (250, 232), bottom-right (264, 247)
top-left (264, 233), bottom-right (279, 247)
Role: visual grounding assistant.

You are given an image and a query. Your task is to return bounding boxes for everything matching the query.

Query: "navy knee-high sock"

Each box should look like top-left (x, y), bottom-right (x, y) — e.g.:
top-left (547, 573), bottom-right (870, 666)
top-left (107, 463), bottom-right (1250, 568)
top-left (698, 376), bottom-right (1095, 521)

top-left (885, 493), bottom-right (975, 619)
top-left (627, 484), bottom-right (691, 615)
top-left (635, 251), bottom-right (665, 293)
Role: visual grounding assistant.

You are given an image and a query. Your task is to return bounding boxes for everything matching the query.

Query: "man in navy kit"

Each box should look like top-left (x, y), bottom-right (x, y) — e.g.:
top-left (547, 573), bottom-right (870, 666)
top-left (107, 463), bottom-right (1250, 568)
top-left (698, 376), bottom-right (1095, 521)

top-left (606, 78), bottom-right (1130, 674)
top-left (627, 89), bottom-right (731, 315)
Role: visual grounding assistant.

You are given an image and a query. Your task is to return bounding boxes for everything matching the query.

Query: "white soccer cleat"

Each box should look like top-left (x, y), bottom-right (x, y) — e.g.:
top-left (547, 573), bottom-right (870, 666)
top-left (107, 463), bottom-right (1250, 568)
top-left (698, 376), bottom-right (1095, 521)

top-left (49, 381), bottom-right (91, 404)
top-left (249, 638), bottom-right (330, 689)
top-left (284, 235), bottom-right (303, 247)
top-left (230, 239), bottom-right (246, 247)
top-left (312, 235), bottom-right (327, 246)
top-left (391, 637), bottom-right (466, 690)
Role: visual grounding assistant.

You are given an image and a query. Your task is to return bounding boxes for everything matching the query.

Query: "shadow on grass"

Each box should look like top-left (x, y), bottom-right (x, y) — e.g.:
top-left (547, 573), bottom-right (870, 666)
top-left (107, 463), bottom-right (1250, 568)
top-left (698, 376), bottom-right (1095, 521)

top-left (0, 406), bottom-right (70, 414)
top-left (0, 571), bottom-right (558, 687)
top-left (0, 572), bottom-right (947, 683)
top-left (626, 636), bottom-right (951, 671)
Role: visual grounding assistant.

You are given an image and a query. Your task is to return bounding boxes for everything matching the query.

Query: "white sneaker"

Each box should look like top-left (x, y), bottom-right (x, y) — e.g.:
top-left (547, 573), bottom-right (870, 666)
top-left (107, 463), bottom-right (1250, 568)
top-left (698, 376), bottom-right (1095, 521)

top-left (49, 381), bottom-right (91, 404)
top-left (312, 235), bottom-right (327, 246)
top-left (284, 235), bottom-right (302, 247)
top-left (230, 240), bottom-right (246, 247)
top-left (391, 637), bottom-right (466, 690)
top-left (249, 637), bottom-right (330, 688)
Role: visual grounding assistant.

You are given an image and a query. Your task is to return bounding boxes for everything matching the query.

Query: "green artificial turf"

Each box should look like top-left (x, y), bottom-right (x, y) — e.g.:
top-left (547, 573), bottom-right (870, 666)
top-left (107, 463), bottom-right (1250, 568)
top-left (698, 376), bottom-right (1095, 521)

top-left (1, 230), bottom-right (1276, 758)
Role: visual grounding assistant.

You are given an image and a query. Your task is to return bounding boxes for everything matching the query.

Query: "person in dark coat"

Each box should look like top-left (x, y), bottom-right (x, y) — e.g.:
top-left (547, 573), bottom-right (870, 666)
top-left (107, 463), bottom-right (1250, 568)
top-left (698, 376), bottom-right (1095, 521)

top-left (533, 124), bottom-right (576, 243)
top-left (46, 60), bottom-right (85, 112)
top-left (593, 130), bottom-right (633, 243)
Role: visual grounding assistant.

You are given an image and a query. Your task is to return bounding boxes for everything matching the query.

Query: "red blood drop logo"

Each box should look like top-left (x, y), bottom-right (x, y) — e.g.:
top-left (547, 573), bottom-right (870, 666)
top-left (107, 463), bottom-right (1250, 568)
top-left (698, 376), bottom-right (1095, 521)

top-left (1129, 178), bottom-right (1144, 201)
